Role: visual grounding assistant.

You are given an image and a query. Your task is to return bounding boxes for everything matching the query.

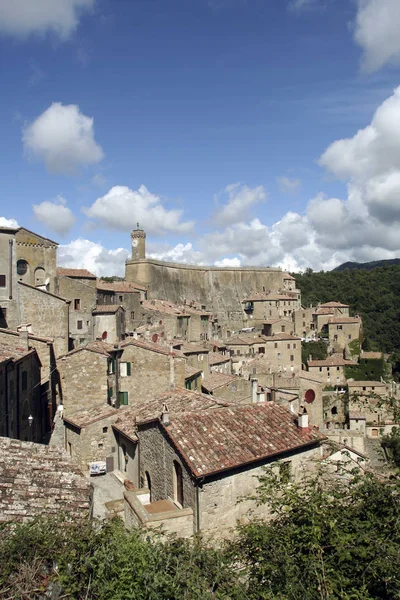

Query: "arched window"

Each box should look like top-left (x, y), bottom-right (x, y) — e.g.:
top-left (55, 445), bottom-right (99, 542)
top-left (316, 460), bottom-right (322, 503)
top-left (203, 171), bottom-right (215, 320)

top-left (331, 406), bottom-right (338, 415)
top-left (17, 260), bottom-right (29, 276)
top-left (34, 267), bottom-right (46, 286)
top-left (173, 461), bottom-right (184, 507)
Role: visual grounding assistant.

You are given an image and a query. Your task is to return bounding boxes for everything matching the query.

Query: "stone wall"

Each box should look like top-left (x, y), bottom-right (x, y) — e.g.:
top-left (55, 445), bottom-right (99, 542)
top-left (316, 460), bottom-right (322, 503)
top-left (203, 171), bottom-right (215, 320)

top-left (126, 259), bottom-right (288, 331)
top-left (55, 276), bottom-right (97, 347)
top-left (65, 414), bottom-right (119, 471)
top-left (15, 228), bottom-right (57, 294)
top-left (211, 377), bottom-right (251, 404)
top-left (58, 349), bottom-right (109, 415)
top-left (18, 283), bottom-right (69, 358)
top-left (0, 229), bottom-right (18, 329)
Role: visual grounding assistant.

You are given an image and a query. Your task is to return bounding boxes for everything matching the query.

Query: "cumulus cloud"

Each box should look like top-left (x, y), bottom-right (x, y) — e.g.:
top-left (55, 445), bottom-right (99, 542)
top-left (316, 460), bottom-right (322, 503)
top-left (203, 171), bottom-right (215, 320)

top-left (58, 238), bottom-right (129, 277)
top-left (287, 0), bottom-right (320, 12)
top-left (354, 0), bottom-right (400, 72)
top-left (0, 0), bottom-right (95, 40)
top-left (213, 183), bottom-right (266, 226)
top-left (22, 102), bottom-right (104, 175)
top-left (0, 217), bottom-right (19, 228)
top-left (148, 242), bottom-right (204, 264)
top-left (277, 176), bottom-right (302, 194)
top-left (33, 195), bottom-right (76, 236)
top-left (84, 185), bottom-right (194, 235)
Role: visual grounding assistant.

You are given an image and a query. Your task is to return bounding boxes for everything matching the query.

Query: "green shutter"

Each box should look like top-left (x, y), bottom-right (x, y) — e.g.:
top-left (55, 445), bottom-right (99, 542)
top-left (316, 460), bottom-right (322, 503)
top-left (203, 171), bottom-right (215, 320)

top-left (119, 391), bottom-right (129, 405)
top-left (108, 386), bottom-right (113, 398)
top-left (126, 362), bottom-right (131, 376)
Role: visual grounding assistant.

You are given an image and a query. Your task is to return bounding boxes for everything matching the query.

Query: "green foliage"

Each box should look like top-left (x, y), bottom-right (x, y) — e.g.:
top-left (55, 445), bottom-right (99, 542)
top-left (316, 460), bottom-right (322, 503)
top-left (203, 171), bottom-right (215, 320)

top-left (382, 427), bottom-right (400, 468)
top-left (348, 338), bottom-right (361, 359)
top-left (302, 340), bottom-right (328, 365)
top-left (344, 357), bottom-right (385, 382)
top-left (0, 518), bottom-right (242, 600)
top-left (294, 265), bottom-right (400, 352)
top-left (231, 467), bottom-right (400, 599)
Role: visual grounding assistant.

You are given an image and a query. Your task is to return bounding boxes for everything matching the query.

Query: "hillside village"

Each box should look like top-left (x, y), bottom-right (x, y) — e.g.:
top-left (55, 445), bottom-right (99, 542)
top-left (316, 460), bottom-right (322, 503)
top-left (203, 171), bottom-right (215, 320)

top-left (0, 223), bottom-right (397, 537)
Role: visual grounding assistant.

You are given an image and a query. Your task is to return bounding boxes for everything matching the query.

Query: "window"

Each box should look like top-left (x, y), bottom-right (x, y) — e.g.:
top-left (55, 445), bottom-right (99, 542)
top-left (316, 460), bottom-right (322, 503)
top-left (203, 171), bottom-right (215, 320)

top-left (281, 325), bottom-right (286, 332)
top-left (103, 426), bottom-right (108, 434)
top-left (173, 461), bottom-right (184, 506)
top-left (77, 320), bottom-right (83, 330)
top-left (108, 386), bottom-right (113, 399)
top-left (279, 461), bottom-right (291, 483)
top-left (145, 471), bottom-right (152, 500)
top-left (287, 343), bottom-right (290, 349)
top-left (277, 353), bottom-right (281, 359)
top-left (98, 442), bottom-right (103, 449)
top-left (119, 295), bottom-right (123, 302)
top-left (348, 334), bottom-right (352, 340)
top-left (120, 362), bottom-right (131, 377)
top-left (185, 380), bottom-right (192, 390)
top-left (290, 355), bottom-right (294, 361)
top-left (131, 311), bottom-right (135, 320)
top-left (293, 343), bottom-right (296, 349)
top-left (108, 358), bottom-right (115, 375)
top-left (17, 260), bottom-right (28, 276)
top-left (337, 325), bottom-right (343, 330)
top-left (274, 342), bottom-right (278, 349)
top-left (331, 406), bottom-right (338, 415)
top-left (119, 391), bottom-right (129, 405)
top-left (0, 275), bottom-right (6, 288)
top-left (303, 321), bottom-right (306, 327)
top-left (22, 371), bottom-right (28, 391)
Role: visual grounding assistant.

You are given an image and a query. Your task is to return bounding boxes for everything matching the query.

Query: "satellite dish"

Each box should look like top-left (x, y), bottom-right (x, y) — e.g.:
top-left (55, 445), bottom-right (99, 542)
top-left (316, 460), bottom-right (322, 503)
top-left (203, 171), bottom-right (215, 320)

top-left (102, 331), bottom-right (108, 340)
top-left (152, 333), bottom-right (158, 343)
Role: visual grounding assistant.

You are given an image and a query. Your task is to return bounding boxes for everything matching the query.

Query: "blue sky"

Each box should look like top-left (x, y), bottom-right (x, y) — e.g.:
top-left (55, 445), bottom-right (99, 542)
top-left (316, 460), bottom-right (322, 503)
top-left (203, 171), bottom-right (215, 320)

top-left (1, 0), bottom-right (400, 274)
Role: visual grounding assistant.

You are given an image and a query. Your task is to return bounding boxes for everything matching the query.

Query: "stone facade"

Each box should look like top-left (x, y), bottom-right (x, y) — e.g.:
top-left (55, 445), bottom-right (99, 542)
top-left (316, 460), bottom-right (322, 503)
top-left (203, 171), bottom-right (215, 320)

top-left (328, 317), bottom-right (362, 353)
top-left (55, 272), bottom-right (97, 348)
top-left (15, 228), bottom-right (58, 294)
top-left (0, 226), bottom-right (19, 329)
top-left (93, 305), bottom-right (125, 343)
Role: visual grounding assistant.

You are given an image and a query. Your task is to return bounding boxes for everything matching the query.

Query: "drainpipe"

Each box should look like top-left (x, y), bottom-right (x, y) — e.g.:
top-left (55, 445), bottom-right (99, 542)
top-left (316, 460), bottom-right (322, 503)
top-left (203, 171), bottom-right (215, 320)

top-left (8, 239), bottom-right (13, 300)
top-left (169, 348), bottom-right (175, 391)
top-left (195, 477), bottom-right (204, 533)
top-left (251, 377), bottom-right (258, 403)
top-left (114, 346), bottom-right (120, 408)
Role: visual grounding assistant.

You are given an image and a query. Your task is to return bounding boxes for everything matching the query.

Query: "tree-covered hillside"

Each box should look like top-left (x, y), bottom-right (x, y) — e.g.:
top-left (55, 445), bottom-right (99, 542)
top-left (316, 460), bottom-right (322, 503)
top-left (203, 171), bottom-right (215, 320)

top-left (294, 266), bottom-right (400, 353)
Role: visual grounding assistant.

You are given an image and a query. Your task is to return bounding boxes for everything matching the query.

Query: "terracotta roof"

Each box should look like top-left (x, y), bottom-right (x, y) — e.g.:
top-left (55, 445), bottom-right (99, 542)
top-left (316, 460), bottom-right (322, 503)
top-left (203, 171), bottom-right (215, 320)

top-left (57, 267), bottom-right (96, 279)
top-left (263, 333), bottom-right (301, 341)
top-left (226, 335), bottom-right (258, 346)
top-left (93, 304), bottom-right (123, 314)
top-left (242, 292), bottom-right (297, 302)
top-left (162, 403), bottom-right (324, 478)
top-left (328, 317), bottom-right (361, 324)
top-left (207, 340), bottom-right (227, 350)
top-left (59, 341), bottom-right (113, 359)
top-left (201, 372), bottom-right (237, 392)
top-left (97, 280), bottom-right (147, 292)
top-left (113, 388), bottom-right (228, 442)
top-left (320, 301), bottom-right (349, 308)
top-left (308, 356), bottom-right (357, 367)
top-left (18, 281), bottom-right (69, 303)
top-left (0, 437), bottom-right (91, 524)
top-left (141, 299), bottom-right (189, 316)
top-left (0, 327), bottom-right (53, 344)
top-left (313, 307), bottom-right (335, 315)
top-left (283, 273), bottom-right (296, 280)
top-left (178, 343), bottom-right (210, 354)
top-left (185, 364), bottom-right (202, 379)
top-left (209, 352), bottom-right (230, 366)
top-left (0, 342), bottom-right (38, 363)
top-left (64, 404), bottom-right (119, 429)
top-left (361, 352), bottom-right (383, 360)
top-left (348, 381), bottom-right (385, 388)
top-left (120, 338), bottom-right (184, 358)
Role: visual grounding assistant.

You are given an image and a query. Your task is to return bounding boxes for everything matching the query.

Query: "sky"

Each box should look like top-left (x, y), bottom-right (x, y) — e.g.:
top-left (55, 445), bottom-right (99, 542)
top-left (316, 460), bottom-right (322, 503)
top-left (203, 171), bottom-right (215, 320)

top-left (1, 0), bottom-right (400, 275)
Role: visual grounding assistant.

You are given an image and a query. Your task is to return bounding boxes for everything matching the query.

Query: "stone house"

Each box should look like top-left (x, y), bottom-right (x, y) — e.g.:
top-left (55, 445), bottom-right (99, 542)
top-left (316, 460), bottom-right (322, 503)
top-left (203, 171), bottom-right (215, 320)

top-left (0, 341), bottom-right (47, 443)
top-left (0, 225), bottom-right (19, 329)
top-left (262, 318), bottom-right (295, 337)
top-left (269, 371), bottom-right (324, 429)
top-left (201, 372), bottom-right (251, 404)
top-left (184, 364), bottom-right (202, 391)
top-left (262, 333), bottom-right (302, 375)
top-left (0, 437), bottom-right (92, 523)
top-left (55, 268), bottom-right (97, 349)
top-left (313, 301), bottom-right (350, 333)
top-left (123, 402), bottom-right (324, 538)
top-left (347, 380), bottom-right (389, 432)
top-left (328, 316), bottom-right (362, 353)
top-left (209, 351), bottom-right (231, 374)
top-left (107, 339), bottom-right (186, 408)
top-left (58, 342), bottom-right (113, 416)
top-left (242, 292), bottom-right (300, 329)
top-left (15, 227), bottom-right (58, 293)
top-left (63, 404), bottom-right (120, 471)
top-left (97, 280), bottom-right (144, 333)
top-left (140, 299), bottom-right (191, 341)
top-left (293, 306), bottom-right (316, 339)
top-left (308, 355), bottom-right (358, 388)
top-left (18, 282), bottom-right (70, 358)
top-left (172, 342), bottom-right (209, 375)
top-left (92, 304), bottom-right (125, 343)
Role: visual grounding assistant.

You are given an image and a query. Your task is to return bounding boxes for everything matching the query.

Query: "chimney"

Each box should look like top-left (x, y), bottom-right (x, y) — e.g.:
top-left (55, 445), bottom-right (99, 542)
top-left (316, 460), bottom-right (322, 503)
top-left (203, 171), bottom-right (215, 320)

top-left (251, 377), bottom-right (258, 403)
top-left (161, 403), bottom-right (170, 426)
top-left (19, 330), bottom-right (29, 351)
top-left (169, 347), bottom-right (175, 390)
top-left (298, 407), bottom-right (309, 429)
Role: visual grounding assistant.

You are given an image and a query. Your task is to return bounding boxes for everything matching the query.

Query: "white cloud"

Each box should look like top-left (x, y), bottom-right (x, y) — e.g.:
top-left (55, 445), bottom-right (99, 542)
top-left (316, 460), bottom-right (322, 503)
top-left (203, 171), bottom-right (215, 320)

top-left (22, 102), bottom-right (104, 175)
top-left (354, 0), bottom-right (400, 72)
top-left (0, 0), bottom-right (95, 40)
top-left (214, 257), bottom-right (241, 267)
top-left (277, 176), bottom-right (302, 194)
top-left (0, 217), bottom-right (19, 228)
top-left (148, 242), bottom-right (204, 264)
top-left (84, 185), bottom-right (194, 235)
top-left (287, 0), bottom-right (321, 13)
top-left (213, 183), bottom-right (266, 226)
top-left (58, 238), bottom-right (129, 277)
top-left (33, 195), bottom-right (76, 236)
top-left (92, 173), bottom-right (106, 187)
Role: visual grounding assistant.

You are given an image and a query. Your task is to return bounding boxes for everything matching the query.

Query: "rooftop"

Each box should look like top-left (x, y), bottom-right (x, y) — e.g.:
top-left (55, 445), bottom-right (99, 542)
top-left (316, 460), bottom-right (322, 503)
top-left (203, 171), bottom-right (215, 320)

top-left (242, 292), bottom-right (297, 302)
top-left (121, 338), bottom-right (184, 358)
top-left (162, 403), bottom-right (324, 478)
top-left (60, 340), bottom-right (113, 359)
top-left (64, 404), bottom-right (119, 429)
top-left (308, 356), bottom-right (357, 367)
top-left (0, 437), bottom-right (91, 523)
top-left (185, 364), bottom-right (202, 379)
top-left (361, 352), bottom-right (383, 360)
top-left (201, 372), bottom-right (237, 392)
top-left (141, 299), bottom-right (189, 316)
top-left (328, 317), bottom-right (361, 324)
top-left (320, 301), bottom-right (349, 308)
top-left (0, 341), bottom-right (37, 364)
top-left (209, 352), bottom-right (230, 366)
top-left (97, 280), bottom-right (147, 292)
top-left (348, 381), bottom-right (386, 388)
top-left (93, 304), bottom-right (123, 314)
top-left (57, 267), bottom-right (97, 279)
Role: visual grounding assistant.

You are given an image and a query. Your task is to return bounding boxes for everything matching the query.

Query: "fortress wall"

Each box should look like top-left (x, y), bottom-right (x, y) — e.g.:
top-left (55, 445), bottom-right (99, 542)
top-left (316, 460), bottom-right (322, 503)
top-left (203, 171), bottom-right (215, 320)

top-left (125, 259), bottom-right (286, 331)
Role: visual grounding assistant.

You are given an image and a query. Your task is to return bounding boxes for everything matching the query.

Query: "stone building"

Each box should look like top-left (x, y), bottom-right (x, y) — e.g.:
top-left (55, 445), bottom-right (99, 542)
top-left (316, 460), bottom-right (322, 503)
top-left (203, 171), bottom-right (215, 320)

top-left (201, 372), bottom-right (251, 403)
top-left (262, 318), bottom-right (295, 337)
top-left (262, 333), bottom-right (302, 375)
top-left (242, 292), bottom-right (301, 330)
top-left (58, 342), bottom-right (113, 416)
top-left (208, 351), bottom-right (231, 374)
top-left (140, 299), bottom-right (192, 341)
top-left (0, 225), bottom-right (19, 329)
top-left (0, 437), bottom-right (92, 523)
top-left (347, 380), bottom-right (389, 433)
top-left (293, 306), bottom-right (316, 339)
top-left (123, 401), bottom-right (324, 538)
top-left (172, 342), bottom-right (209, 375)
top-left (93, 304), bottom-right (125, 343)
top-left (0, 341), bottom-right (47, 443)
top-left (327, 316), bottom-right (362, 353)
top-left (15, 227), bottom-right (58, 293)
top-left (97, 280), bottom-right (145, 333)
top-left (55, 268), bottom-right (97, 349)
top-left (313, 301), bottom-right (350, 332)
top-left (308, 355), bottom-right (358, 388)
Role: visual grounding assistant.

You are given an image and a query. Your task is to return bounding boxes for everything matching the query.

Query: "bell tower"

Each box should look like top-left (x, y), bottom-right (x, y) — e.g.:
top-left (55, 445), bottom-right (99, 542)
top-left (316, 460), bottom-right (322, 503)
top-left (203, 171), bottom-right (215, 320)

top-left (131, 223), bottom-right (146, 260)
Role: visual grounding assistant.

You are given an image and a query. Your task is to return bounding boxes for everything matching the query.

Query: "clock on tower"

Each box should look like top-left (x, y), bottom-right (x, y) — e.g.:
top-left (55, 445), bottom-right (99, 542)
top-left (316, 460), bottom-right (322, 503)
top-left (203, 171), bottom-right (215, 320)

top-left (130, 223), bottom-right (146, 260)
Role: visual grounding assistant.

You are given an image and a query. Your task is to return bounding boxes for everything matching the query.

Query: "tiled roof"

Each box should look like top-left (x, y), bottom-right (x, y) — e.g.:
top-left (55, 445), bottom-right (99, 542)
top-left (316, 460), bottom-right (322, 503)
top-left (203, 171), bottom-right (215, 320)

top-left (313, 307), bottom-right (334, 315)
top-left (348, 381), bottom-right (385, 388)
top-left (328, 317), bottom-right (361, 324)
top-left (178, 343), bottom-right (210, 354)
top-left (63, 404), bottom-right (119, 429)
top-left (209, 352), bottom-right (230, 366)
top-left (113, 388), bottom-right (228, 441)
top-left (308, 356), bottom-right (357, 367)
top-left (201, 372), bottom-right (237, 392)
top-left (226, 335), bottom-right (258, 346)
top-left (242, 292), bottom-right (297, 302)
top-left (207, 340), bottom-right (227, 350)
top-left (263, 333), bottom-right (301, 341)
top-left (97, 280), bottom-right (147, 292)
top-left (57, 267), bottom-right (96, 279)
top-left (59, 341), bottom-right (113, 359)
top-left (121, 338), bottom-right (184, 358)
top-left (141, 299), bottom-right (189, 316)
top-left (361, 352), bottom-right (383, 360)
top-left (93, 304), bottom-right (123, 314)
top-left (0, 342), bottom-right (37, 363)
top-left (0, 437), bottom-right (91, 524)
top-left (320, 301), bottom-right (349, 308)
top-left (0, 327), bottom-right (53, 344)
top-left (185, 364), bottom-right (202, 379)
top-left (283, 273), bottom-right (296, 280)
top-left (162, 403), bottom-right (324, 478)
